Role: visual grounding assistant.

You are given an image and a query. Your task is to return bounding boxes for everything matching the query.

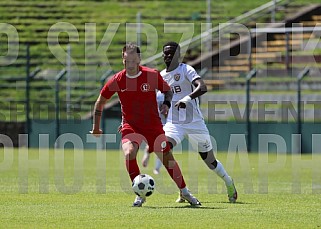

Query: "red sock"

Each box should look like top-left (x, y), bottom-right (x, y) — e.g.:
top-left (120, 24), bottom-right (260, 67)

top-left (164, 160), bottom-right (186, 189)
top-left (126, 159), bottom-right (140, 181)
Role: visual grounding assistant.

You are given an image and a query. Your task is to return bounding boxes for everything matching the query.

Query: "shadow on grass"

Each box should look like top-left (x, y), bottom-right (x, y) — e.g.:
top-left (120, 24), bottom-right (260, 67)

top-left (144, 205), bottom-right (226, 210)
top-left (213, 201), bottom-right (250, 205)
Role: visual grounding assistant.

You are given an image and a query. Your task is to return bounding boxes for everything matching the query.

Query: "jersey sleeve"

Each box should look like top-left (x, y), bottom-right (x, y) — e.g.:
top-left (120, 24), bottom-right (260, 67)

top-left (156, 71), bottom-right (171, 93)
top-left (185, 64), bottom-right (201, 83)
top-left (100, 75), bottom-right (119, 99)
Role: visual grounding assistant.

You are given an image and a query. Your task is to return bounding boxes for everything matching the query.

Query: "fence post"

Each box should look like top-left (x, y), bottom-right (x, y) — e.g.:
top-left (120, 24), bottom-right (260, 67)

top-left (66, 44), bottom-right (72, 119)
top-left (136, 12), bottom-right (141, 48)
top-left (296, 67), bottom-right (309, 153)
top-left (285, 32), bottom-right (290, 73)
top-left (248, 32), bottom-right (253, 71)
top-left (25, 43), bottom-right (41, 147)
top-left (54, 69), bottom-right (67, 148)
top-left (25, 44), bottom-right (30, 147)
top-left (271, 0), bottom-right (276, 23)
top-left (245, 69), bottom-right (257, 153)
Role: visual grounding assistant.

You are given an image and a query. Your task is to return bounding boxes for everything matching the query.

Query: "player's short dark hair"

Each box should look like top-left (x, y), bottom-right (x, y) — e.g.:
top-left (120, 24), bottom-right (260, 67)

top-left (122, 43), bottom-right (141, 55)
top-left (163, 41), bottom-right (180, 52)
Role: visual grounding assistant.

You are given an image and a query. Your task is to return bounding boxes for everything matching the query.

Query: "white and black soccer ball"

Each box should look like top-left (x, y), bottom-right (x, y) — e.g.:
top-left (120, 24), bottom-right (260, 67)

top-left (132, 174), bottom-right (155, 197)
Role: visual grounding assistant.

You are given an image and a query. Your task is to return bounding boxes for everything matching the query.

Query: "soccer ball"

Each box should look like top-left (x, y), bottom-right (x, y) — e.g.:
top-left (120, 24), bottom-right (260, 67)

top-left (132, 174), bottom-right (155, 197)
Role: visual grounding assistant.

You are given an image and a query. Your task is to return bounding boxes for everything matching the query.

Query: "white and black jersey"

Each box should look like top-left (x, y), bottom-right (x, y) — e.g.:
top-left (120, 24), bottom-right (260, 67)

top-left (160, 63), bottom-right (204, 124)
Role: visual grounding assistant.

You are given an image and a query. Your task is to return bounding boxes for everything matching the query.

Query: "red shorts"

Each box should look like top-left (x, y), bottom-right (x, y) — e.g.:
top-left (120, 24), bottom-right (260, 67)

top-left (121, 123), bottom-right (170, 153)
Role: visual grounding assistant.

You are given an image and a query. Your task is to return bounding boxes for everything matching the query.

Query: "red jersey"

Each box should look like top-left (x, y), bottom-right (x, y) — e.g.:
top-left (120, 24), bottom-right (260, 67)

top-left (101, 66), bottom-right (171, 130)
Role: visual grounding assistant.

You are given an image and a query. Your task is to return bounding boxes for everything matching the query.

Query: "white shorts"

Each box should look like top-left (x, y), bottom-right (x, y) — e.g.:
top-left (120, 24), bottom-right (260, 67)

top-left (163, 120), bottom-right (213, 153)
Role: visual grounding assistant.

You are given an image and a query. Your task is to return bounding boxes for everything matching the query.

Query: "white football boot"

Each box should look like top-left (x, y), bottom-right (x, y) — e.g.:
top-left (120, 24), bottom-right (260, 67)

top-left (175, 192), bottom-right (186, 203)
top-left (181, 191), bottom-right (201, 206)
top-left (132, 196), bottom-right (146, 207)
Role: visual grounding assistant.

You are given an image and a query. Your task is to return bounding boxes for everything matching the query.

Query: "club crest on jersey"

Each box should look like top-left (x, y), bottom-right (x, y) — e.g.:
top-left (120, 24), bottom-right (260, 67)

top-left (174, 73), bottom-right (180, 81)
top-left (161, 141), bottom-right (167, 149)
top-left (141, 83), bottom-right (150, 92)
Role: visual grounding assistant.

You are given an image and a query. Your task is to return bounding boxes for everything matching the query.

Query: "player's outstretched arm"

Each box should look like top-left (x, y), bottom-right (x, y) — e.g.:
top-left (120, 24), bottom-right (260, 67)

top-left (191, 78), bottom-right (207, 98)
top-left (90, 94), bottom-right (107, 137)
top-left (174, 78), bottom-right (207, 109)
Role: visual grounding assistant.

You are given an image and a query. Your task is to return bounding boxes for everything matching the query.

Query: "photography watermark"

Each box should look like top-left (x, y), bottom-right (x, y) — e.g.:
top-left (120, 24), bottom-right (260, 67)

top-left (0, 133), bottom-right (320, 195)
top-left (1, 22), bottom-right (321, 84)
top-left (1, 99), bottom-right (321, 122)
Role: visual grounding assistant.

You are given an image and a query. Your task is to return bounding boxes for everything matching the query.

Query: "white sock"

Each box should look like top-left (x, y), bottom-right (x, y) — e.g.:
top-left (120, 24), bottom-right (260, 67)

top-left (144, 147), bottom-right (149, 155)
top-left (180, 187), bottom-right (189, 195)
top-left (214, 160), bottom-right (232, 185)
top-left (155, 158), bottom-right (162, 170)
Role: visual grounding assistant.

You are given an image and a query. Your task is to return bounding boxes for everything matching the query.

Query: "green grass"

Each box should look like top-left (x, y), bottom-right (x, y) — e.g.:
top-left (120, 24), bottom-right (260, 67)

top-left (0, 148), bottom-right (320, 228)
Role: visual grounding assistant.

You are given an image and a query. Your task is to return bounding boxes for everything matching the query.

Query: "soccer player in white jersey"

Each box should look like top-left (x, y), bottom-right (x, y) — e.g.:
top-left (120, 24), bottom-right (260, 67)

top-left (160, 41), bottom-right (237, 203)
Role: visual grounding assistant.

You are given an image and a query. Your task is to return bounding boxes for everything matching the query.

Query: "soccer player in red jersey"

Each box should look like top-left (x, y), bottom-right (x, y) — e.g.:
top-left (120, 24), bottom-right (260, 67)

top-left (90, 43), bottom-right (200, 207)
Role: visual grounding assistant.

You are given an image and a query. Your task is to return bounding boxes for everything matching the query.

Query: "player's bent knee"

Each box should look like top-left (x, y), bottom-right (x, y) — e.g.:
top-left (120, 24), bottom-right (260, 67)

top-left (198, 151), bottom-right (208, 160)
top-left (199, 151), bottom-right (217, 170)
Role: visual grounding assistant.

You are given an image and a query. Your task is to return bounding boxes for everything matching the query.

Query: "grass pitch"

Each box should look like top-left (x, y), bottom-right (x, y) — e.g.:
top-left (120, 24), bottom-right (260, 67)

top-left (0, 148), bottom-right (320, 228)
